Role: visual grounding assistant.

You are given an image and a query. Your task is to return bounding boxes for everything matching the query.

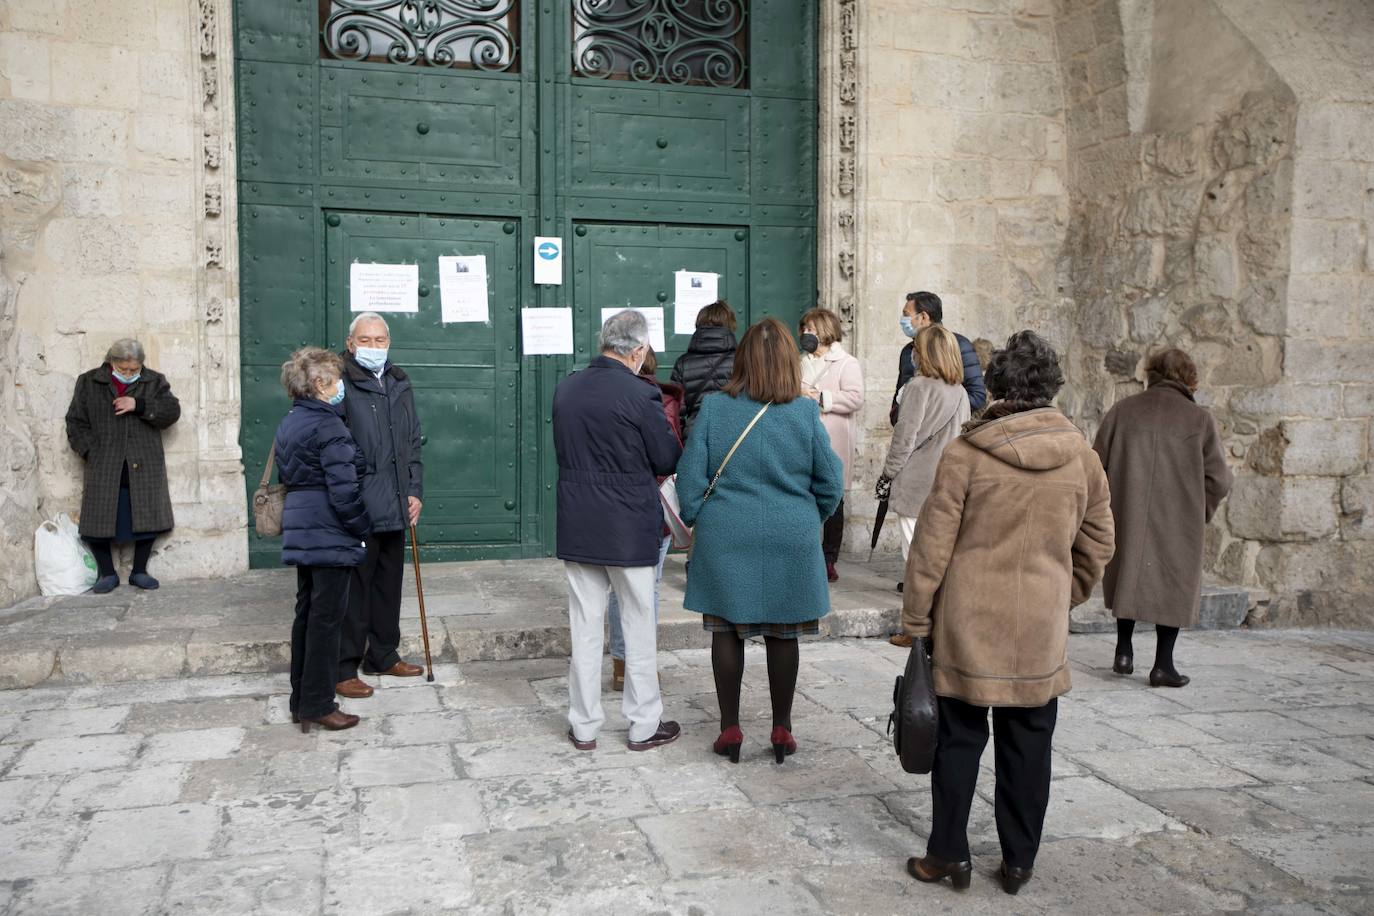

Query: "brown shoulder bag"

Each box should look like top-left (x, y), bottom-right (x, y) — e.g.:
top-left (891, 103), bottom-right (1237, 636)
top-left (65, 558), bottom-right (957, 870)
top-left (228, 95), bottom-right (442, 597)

top-left (252, 445), bottom-right (286, 537)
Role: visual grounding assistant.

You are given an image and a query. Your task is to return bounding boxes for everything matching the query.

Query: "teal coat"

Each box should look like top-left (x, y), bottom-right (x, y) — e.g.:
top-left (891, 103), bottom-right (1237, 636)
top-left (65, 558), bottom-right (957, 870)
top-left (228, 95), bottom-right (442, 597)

top-left (678, 392), bottom-right (845, 624)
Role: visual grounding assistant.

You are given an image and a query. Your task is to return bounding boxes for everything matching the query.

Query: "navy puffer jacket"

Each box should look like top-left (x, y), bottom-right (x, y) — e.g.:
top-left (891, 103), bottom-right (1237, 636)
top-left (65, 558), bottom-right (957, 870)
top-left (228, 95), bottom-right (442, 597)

top-left (889, 331), bottom-right (987, 424)
top-left (553, 356), bottom-right (682, 567)
top-left (274, 397), bottom-right (371, 567)
top-left (671, 326), bottom-right (736, 436)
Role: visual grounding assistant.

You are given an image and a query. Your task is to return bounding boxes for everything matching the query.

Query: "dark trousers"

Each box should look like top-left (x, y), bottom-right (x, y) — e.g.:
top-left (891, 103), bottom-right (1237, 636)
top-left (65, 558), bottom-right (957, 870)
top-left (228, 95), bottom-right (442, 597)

top-left (928, 695), bottom-right (1058, 869)
top-left (291, 566), bottom-right (352, 719)
top-left (339, 529), bottom-right (405, 680)
top-left (822, 498), bottom-right (845, 565)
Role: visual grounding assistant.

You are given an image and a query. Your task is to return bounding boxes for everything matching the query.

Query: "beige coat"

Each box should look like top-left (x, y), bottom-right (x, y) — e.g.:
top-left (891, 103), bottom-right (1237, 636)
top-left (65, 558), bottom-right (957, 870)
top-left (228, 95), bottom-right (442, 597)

top-left (903, 407), bottom-right (1116, 707)
top-left (882, 375), bottom-right (970, 518)
top-left (1092, 378), bottom-right (1233, 628)
top-left (801, 343), bottom-right (864, 488)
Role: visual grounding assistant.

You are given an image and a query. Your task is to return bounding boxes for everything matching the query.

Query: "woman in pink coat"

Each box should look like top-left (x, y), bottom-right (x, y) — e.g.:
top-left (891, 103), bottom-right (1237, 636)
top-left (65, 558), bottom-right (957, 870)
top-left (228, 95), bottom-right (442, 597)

top-left (799, 308), bottom-right (865, 582)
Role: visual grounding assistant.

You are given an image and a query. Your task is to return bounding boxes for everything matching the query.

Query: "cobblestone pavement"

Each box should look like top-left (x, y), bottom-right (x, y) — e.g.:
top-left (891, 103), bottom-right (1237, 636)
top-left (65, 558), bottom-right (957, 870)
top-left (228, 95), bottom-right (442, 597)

top-left (1, 629), bottom-right (1371, 915)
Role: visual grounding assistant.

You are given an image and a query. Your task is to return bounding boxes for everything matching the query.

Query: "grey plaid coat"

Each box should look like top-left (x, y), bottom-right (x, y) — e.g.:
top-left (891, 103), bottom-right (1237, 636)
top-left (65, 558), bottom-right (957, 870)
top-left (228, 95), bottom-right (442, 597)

top-left (65, 365), bottom-right (181, 539)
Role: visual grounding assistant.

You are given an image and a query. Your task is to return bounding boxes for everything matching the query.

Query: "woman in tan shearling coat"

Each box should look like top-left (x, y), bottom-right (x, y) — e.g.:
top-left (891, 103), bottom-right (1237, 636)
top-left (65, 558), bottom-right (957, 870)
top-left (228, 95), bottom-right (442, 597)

top-left (1092, 349), bottom-right (1233, 688)
top-left (901, 331), bottom-right (1115, 897)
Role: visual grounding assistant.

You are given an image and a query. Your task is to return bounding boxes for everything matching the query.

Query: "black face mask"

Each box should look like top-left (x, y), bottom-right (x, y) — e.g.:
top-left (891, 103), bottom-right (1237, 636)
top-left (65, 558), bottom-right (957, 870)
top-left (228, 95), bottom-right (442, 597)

top-left (799, 333), bottom-right (819, 354)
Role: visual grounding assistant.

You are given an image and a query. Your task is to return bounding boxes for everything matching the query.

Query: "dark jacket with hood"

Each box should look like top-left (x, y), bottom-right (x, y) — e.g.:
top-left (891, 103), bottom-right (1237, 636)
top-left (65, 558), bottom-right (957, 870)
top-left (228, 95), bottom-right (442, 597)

top-left (1092, 376), bottom-right (1233, 628)
top-left (66, 364), bottom-right (180, 539)
top-left (274, 397), bottom-right (372, 568)
top-left (890, 332), bottom-right (987, 423)
top-left (339, 351), bottom-right (424, 533)
top-left (902, 405), bottom-right (1115, 707)
top-left (671, 326), bottom-right (737, 435)
top-left (553, 356), bottom-right (683, 567)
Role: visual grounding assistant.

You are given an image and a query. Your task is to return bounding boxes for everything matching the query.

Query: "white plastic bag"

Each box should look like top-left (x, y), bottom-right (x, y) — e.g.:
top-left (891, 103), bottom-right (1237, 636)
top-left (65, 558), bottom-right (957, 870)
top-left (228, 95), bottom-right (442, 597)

top-left (34, 513), bottom-right (99, 596)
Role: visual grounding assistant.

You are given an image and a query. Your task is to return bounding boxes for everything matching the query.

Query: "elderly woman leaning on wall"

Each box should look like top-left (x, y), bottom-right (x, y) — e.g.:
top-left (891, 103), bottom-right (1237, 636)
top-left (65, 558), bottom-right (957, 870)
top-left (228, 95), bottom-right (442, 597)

top-left (65, 338), bottom-right (181, 594)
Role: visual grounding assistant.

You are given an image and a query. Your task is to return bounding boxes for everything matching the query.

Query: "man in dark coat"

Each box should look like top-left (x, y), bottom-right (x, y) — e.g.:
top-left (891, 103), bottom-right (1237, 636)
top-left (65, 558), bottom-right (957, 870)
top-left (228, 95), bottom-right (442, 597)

top-left (335, 312), bottom-right (425, 699)
top-left (889, 291), bottom-right (986, 424)
top-left (65, 338), bottom-right (181, 593)
top-left (553, 310), bottom-right (683, 753)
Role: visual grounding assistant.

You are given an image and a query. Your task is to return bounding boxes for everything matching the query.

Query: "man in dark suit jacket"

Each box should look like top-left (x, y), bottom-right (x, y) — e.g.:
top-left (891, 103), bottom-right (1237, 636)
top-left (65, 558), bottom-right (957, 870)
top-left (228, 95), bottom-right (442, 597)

top-left (889, 291), bottom-right (987, 425)
top-left (553, 310), bottom-right (682, 753)
top-left (335, 312), bottom-right (425, 700)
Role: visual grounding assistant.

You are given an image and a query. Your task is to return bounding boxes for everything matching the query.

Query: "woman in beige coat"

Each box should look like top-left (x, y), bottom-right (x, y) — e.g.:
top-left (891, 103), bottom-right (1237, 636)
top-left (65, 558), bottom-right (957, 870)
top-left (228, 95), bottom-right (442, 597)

top-left (1092, 349), bottom-right (1233, 688)
top-left (799, 308), bottom-right (864, 582)
top-left (902, 331), bottom-right (1115, 896)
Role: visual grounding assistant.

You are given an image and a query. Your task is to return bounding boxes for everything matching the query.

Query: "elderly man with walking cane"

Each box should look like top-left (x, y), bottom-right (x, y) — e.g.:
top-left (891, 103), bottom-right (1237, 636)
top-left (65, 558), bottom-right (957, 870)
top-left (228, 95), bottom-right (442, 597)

top-left (335, 312), bottom-right (427, 699)
top-left (553, 310), bottom-right (683, 752)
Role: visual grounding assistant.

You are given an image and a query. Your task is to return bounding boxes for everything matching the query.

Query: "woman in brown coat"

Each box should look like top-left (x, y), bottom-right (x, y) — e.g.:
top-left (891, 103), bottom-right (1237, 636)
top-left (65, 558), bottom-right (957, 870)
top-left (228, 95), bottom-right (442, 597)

top-left (902, 331), bottom-right (1114, 896)
top-left (1092, 349), bottom-right (1233, 688)
top-left (65, 338), bottom-right (181, 594)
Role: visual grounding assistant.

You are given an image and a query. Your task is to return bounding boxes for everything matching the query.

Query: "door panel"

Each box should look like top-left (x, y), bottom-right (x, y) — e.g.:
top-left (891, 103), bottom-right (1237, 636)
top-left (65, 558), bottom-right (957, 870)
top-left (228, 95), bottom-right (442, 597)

top-left (571, 222), bottom-right (749, 373)
top-left (325, 213), bottom-right (521, 548)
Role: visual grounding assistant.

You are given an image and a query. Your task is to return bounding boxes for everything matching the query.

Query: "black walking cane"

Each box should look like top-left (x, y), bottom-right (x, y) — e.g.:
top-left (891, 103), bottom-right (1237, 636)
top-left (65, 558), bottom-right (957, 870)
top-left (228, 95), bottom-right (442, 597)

top-left (407, 524), bottom-right (435, 682)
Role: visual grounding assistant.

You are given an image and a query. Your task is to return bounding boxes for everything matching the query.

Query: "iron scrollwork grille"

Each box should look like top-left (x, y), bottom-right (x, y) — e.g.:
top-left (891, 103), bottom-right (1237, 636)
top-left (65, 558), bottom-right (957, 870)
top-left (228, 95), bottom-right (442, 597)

top-left (572, 0), bottom-right (748, 89)
top-left (319, 0), bottom-right (520, 71)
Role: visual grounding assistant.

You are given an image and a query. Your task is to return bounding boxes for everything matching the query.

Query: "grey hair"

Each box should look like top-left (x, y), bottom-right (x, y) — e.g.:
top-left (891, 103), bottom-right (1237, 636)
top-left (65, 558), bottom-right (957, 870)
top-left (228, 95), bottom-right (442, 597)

top-left (598, 310), bottom-right (649, 356)
top-left (104, 338), bottom-right (146, 364)
top-left (280, 346), bottom-right (344, 400)
top-left (348, 312), bottom-right (390, 337)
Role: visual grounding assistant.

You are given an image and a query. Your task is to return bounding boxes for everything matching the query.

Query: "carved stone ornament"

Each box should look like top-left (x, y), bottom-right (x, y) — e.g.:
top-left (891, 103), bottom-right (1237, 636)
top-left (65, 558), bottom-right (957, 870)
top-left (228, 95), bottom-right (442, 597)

top-left (204, 183), bottom-right (222, 218)
top-left (838, 50), bottom-right (857, 104)
top-left (838, 157), bottom-right (855, 196)
top-left (198, 0), bottom-right (217, 58)
top-left (203, 124), bottom-right (221, 169)
top-left (839, 113), bottom-right (855, 152)
top-left (205, 230), bottom-right (223, 269)
top-left (838, 249), bottom-right (855, 279)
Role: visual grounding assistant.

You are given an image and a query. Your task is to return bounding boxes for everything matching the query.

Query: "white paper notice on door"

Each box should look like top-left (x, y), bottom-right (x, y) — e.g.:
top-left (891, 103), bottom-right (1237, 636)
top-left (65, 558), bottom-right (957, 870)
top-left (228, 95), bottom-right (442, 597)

top-left (600, 307), bottom-right (667, 353)
top-left (521, 307), bottom-right (575, 355)
top-left (673, 270), bottom-right (719, 335)
top-left (438, 255), bottom-right (489, 323)
top-left (350, 263), bottom-right (419, 313)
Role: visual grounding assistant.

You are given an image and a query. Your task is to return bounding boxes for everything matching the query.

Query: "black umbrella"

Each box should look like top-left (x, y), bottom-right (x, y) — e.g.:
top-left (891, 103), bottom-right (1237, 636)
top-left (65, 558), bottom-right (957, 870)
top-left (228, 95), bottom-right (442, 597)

top-left (868, 497), bottom-right (890, 561)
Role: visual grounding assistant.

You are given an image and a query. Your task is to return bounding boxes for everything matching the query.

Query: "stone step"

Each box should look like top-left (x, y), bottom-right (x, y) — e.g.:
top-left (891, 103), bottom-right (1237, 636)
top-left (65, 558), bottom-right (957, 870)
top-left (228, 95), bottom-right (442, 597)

top-left (1069, 587), bottom-right (1251, 634)
top-left (0, 556), bottom-right (1248, 688)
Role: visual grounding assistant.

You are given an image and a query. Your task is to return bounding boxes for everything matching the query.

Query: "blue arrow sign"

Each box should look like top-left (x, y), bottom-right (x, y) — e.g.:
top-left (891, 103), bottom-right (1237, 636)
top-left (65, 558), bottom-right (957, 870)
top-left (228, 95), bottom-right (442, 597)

top-left (537, 242), bottom-right (560, 260)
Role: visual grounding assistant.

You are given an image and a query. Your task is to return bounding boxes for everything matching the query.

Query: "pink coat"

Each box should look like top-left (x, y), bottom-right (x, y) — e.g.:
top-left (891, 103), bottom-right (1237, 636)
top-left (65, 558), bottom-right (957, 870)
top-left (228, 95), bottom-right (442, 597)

top-left (801, 344), bottom-right (864, 488)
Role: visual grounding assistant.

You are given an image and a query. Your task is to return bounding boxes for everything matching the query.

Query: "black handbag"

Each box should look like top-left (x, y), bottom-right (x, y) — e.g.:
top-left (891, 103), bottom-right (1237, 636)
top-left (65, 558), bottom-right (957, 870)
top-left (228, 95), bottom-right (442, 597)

top-left (888, 637), bottom-right (938, 774)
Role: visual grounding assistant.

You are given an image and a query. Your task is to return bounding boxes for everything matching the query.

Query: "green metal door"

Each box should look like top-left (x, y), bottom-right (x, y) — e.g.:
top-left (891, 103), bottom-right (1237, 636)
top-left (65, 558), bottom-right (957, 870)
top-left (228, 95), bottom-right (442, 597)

top-left (235, 1), bottom-right (816, 566)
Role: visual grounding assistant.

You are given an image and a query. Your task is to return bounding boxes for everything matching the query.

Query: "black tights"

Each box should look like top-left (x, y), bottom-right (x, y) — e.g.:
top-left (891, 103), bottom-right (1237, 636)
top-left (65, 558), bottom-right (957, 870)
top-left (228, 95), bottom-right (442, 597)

top-left (711, 633), bottom-right (800, 733)
top-left (88, 538), bottom-right (155, 579)
top-left (1116, 619), bottom-right (1181, 677)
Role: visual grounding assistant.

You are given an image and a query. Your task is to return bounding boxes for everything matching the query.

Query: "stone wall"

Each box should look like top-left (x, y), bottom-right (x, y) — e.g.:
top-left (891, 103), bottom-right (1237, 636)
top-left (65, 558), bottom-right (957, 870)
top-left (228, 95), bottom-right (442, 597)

top-left (0, 0), bottom-right (244, 605)
top-left (1053, 0), bottom-right (1374, 625)
top-left (835, 0), bottom-right (1073, 556)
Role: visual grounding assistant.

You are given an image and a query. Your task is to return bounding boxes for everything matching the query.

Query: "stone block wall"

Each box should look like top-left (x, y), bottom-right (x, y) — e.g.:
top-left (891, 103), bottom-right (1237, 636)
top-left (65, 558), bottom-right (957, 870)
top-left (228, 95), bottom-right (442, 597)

top-left (0, 0), bottom-right (244, 605)
top-left (837, 0), bottom-right (1072, 556)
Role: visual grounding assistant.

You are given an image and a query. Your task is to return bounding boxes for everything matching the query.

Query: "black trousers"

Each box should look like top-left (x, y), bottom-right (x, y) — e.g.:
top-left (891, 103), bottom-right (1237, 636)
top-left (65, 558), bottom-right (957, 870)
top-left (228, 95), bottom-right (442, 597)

top-left (291, 566), bottom-right (352, 719)
top-left (822, 498), bottom-right (845, 565)
top-left (928, 695), bottom-right (1058, 869)
top-left (339, 529), bottom-right (405, 681)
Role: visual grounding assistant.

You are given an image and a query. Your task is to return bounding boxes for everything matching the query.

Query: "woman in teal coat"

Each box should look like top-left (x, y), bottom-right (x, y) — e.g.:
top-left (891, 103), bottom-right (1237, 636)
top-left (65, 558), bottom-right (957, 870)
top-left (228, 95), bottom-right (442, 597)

top-left (678, 317), bottom-right (845, 765)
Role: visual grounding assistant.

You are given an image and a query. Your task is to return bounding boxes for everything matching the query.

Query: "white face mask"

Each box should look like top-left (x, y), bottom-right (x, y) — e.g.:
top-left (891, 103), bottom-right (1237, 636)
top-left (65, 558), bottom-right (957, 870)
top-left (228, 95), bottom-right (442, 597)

top-left (354, 346), bottom-right (388, 372)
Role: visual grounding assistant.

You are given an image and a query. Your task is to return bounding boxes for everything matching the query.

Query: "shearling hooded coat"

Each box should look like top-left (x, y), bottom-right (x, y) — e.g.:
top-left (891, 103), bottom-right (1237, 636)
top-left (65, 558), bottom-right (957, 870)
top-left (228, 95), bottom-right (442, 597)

top-left (65, 365), bottom-right (180, 540)
top-left (902, 407), bottom-right (1116, 707)
top-left (1092, 377), bottom-right (1233, 629)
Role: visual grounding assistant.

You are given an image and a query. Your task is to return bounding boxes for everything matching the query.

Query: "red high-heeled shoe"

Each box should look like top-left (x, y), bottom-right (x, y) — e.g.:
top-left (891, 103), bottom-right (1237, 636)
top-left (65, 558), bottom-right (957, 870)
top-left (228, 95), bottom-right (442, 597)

top-left (712, 725), bottom-right (744, 763)
top-left (770, 725), bottom-right (797, 764)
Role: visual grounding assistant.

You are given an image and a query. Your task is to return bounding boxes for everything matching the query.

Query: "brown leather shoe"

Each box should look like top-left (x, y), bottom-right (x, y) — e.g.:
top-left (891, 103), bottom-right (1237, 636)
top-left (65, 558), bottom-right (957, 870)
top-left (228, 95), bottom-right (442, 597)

top-left (612, 657), bottom-right (625, 692)
top-left (889, 633), bottom-right (914, 648)
top-left (366, 660), bottom-right (424, 677)
top-left (300, 709), bottom-right (360, 733)
top-left (335, 677), bottom-right (374, 699)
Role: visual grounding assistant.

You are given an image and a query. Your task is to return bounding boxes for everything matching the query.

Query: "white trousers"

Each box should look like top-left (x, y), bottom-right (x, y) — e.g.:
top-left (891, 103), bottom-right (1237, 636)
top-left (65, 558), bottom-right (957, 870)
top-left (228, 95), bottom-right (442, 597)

top-left (899, 514), bottom-right (919, 559)
top-left (564, 561), bottom-right (662, 744)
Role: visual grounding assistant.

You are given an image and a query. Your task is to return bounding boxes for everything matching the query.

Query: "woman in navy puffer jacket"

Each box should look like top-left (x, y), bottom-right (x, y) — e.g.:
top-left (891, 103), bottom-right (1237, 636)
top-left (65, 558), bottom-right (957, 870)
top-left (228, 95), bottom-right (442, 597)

top-left (274, 347), bottom-right (372, 732)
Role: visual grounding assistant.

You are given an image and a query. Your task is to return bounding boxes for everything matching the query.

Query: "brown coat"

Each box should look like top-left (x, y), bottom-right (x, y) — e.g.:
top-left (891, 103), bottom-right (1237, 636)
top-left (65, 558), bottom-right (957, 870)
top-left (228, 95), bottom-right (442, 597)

top-left (1092, 378), bottom-right (1233, 628)
top-left (882, 375), bottom-right (970, 518)
top-left (65, 365), bottom-right (180, 539)
top-left (902, 407), bottom-right (1115, 707)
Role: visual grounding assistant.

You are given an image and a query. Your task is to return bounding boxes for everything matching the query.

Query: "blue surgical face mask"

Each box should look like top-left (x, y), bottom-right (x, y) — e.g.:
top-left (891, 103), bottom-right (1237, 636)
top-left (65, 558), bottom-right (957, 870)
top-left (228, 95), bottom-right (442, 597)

top-left (354, 347), bottom-right (388, 372)
top-left (899, 315), bottom-right (917, 339)
top-left (327, 379), bottom-right (345, 406)
top-left (112, 369), bottom-right (141, 384)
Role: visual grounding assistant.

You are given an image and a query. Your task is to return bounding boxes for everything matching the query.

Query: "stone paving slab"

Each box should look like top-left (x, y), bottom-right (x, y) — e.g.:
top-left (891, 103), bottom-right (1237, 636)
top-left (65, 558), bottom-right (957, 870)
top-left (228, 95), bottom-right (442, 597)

top-left (0, 556), bottom-right (1248, 689)
top-left (0, 629), bottom-right (1371, 915)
